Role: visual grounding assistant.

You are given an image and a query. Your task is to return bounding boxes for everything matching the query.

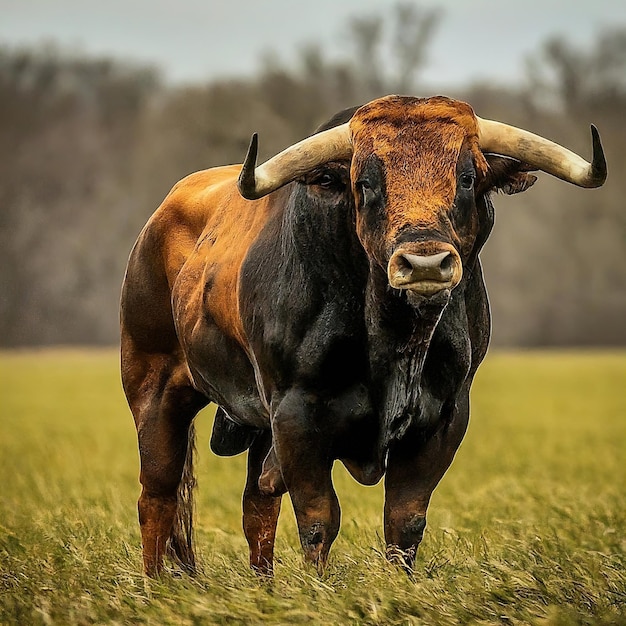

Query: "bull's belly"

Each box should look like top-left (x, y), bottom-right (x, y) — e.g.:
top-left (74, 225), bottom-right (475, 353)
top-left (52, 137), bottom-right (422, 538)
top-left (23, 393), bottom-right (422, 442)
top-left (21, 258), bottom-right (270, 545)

top-left (181, 319), bottom-right (269, 429)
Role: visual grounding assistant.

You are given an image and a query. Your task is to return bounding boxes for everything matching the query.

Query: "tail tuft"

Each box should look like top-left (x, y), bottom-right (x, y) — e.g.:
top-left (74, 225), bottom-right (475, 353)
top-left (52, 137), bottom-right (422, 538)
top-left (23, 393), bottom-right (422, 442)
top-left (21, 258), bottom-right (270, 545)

top-left (167, 421), bottom-right (197, 573)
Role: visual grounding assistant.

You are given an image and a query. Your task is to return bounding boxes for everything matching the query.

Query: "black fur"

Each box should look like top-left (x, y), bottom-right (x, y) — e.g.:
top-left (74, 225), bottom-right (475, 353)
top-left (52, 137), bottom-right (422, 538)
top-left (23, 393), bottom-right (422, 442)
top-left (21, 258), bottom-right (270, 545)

top-left (213, 105), bottom-right (499, 480)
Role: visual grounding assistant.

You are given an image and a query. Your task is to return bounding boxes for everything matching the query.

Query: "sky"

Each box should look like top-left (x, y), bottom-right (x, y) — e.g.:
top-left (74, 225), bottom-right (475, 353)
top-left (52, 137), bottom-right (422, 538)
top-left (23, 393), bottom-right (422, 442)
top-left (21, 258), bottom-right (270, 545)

top-left (1, 0), bottom-right (626, 89)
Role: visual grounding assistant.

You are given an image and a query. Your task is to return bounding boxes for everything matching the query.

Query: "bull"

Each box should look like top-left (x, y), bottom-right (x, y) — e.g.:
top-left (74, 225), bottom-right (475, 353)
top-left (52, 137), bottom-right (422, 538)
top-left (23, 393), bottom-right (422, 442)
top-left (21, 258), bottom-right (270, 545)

top-left (120, 95), bottom-right (606, 576)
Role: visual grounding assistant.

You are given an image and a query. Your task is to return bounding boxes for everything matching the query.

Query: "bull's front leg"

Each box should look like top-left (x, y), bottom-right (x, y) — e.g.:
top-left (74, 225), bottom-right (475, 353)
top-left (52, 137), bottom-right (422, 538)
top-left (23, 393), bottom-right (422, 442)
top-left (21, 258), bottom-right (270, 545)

top-left (384, 392), bottom-right (469, 572)
top-left (271, 389), bottom-right (340, 573)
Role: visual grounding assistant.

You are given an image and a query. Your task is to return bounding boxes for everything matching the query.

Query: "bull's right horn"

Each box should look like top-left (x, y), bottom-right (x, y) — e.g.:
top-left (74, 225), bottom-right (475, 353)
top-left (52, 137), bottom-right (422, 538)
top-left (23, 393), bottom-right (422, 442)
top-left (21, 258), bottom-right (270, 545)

top-left (477, 118), bottom-right (607, 188)
top-left (238, 124), bottom-right (353, 200)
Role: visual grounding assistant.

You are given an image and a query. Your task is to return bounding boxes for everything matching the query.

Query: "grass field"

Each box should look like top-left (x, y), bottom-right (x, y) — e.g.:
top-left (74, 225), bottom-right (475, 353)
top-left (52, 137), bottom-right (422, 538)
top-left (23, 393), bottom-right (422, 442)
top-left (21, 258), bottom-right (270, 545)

top-left (0, 349), bottom-right (624, 625)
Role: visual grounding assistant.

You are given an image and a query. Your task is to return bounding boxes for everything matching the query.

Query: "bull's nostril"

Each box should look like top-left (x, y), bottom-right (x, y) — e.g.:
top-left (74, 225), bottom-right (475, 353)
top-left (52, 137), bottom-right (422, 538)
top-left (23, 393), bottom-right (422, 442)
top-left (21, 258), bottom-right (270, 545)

top-left (402, 251), bottom-right (453, 280)
top-left (439, 253), bottom-right (454, 280)
top-left (389, 249), bottom-right (459, 290)
top-left (395, 254), bottom-right (415, 279)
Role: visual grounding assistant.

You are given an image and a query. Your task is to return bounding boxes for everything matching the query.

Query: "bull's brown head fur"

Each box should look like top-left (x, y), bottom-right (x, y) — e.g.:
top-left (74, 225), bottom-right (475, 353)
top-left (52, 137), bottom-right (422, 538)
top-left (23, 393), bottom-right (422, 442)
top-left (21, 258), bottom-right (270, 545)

top-left (349, 96), bottom-right (493, 295)
top-left (238, 94), bottom-right (605, 299)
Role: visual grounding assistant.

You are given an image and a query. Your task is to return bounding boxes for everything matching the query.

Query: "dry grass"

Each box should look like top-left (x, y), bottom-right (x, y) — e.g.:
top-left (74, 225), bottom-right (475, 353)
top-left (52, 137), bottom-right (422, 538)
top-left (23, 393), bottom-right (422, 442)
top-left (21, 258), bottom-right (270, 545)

top-left (1, 349), bottom-right (624, 624)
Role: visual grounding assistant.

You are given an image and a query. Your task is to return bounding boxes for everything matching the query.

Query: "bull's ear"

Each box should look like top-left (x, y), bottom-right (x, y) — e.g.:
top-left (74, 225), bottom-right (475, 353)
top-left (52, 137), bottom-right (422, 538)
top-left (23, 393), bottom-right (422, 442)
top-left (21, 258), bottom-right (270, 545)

top-left (481, 154), bottom-right (538, 196)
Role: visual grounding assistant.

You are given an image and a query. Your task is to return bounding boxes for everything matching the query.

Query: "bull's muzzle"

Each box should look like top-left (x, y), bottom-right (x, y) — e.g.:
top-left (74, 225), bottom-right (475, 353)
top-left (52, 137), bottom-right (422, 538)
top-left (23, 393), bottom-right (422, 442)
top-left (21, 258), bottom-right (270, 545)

top-left (387, 245), bottom-right (462, 295)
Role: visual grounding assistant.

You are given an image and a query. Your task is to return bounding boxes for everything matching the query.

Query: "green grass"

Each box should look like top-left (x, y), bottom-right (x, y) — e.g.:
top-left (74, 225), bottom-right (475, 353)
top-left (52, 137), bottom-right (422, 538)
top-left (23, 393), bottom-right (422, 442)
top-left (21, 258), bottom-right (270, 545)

top-left (1, 349), bottom-right (624, 625)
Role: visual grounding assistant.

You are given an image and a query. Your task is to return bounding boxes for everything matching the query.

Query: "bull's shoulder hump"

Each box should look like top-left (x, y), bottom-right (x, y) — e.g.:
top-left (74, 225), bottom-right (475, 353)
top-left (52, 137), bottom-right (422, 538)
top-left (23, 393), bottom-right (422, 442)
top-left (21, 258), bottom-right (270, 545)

top-left (143, 165), bottom-right (243, 285)
top-left (161, 165), bottom-right (243, 233)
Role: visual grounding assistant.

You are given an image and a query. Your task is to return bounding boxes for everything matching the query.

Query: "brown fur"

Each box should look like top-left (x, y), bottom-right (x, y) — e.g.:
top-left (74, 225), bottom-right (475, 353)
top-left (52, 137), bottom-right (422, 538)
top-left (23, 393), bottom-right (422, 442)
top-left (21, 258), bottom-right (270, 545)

top-left (350, 96), bottom-right (488, 262)
top-left (121, 165), bottom-right (272, 575)
top-left (121, 95), bottom-right (542, 577)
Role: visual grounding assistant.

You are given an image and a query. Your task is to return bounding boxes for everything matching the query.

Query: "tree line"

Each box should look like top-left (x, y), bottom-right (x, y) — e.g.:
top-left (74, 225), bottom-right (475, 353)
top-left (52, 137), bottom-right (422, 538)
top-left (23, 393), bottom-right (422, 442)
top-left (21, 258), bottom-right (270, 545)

top-left (1, 5), bottom-right (624, 347)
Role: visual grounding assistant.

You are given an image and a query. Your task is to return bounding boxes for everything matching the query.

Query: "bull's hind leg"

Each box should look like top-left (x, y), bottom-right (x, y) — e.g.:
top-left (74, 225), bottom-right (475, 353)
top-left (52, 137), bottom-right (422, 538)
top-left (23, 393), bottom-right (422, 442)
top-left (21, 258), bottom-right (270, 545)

top-left (122, 351), bottom-right (207, 576)
top-left (243, 431), bottom-right (283, 575)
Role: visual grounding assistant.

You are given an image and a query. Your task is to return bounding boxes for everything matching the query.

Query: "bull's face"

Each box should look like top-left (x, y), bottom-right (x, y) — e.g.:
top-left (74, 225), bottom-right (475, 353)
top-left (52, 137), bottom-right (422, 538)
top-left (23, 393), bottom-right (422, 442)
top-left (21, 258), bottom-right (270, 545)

top-left (238, 97), bottom-right (606, 295)
top-left (349, 96), bottom-right (488, 299)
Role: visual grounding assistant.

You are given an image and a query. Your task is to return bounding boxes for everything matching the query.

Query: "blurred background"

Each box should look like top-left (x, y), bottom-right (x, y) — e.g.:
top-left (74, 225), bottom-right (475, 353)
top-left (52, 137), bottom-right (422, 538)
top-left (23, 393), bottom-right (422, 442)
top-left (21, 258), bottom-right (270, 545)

top-left (1, 0), bottom-right (625, 347)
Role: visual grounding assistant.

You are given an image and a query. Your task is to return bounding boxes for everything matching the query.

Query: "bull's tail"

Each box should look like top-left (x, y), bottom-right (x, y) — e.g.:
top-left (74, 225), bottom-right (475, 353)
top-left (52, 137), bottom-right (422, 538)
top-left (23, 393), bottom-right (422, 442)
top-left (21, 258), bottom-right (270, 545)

top-left (167, 421), bottom-right (197, 573)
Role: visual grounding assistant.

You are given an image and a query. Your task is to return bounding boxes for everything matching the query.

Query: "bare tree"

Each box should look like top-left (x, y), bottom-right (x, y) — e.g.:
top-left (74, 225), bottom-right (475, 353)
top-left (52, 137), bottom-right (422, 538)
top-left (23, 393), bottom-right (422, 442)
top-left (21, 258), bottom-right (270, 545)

top-left (346, 3), bottom-right (441, 99)
top-left (347, 14), bottom-right (385, 98)
top-left (392, 3), bottom-right (441, 93)
top-left (481, 27), bottom-right (626, 346)
top-left (0, 44), bottom-right (160, 345)
top-left (525, 28), bottom-right (626, 118)
top-left (1, 19), bottom-right (625, 347)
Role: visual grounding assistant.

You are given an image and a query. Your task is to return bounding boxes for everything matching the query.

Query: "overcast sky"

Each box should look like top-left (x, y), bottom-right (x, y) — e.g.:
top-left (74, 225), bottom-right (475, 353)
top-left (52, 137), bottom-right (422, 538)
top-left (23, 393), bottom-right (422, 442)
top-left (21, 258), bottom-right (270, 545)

top-left (2, 0), bottom-right (626, 89)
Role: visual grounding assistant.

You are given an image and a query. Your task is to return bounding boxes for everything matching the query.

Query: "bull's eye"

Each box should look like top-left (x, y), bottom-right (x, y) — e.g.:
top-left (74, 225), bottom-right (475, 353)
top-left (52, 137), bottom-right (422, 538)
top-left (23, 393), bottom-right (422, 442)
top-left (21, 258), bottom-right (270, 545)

top-left (317, 173), bottom-right (335, 188)
top-left (459, 173), bottom-right (475, 190)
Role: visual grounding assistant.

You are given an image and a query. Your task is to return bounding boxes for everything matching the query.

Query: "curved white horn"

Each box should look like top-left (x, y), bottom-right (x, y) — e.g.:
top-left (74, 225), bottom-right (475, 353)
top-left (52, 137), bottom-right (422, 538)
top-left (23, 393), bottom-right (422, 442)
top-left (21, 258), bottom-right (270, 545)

top-left (477, 118), bottom-right (607, 188)
top-left (238, 124), bottom-right (353, 200)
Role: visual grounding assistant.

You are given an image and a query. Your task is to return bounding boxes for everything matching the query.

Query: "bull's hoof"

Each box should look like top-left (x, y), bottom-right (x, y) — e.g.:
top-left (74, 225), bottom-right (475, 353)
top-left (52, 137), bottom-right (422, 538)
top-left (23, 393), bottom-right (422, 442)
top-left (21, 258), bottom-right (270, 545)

top-left (386, 543), bottom-right (417, 574)
top-left (385, 515), bottom-right (426, 574)
top-left (250, 559), bottom-right (274, 578)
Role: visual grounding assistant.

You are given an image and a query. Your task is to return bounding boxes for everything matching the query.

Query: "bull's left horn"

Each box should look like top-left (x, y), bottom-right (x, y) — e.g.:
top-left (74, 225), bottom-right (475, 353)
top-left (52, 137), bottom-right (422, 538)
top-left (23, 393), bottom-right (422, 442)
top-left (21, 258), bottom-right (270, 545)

top-left (477, 118), bottom-right (607, 188)
top-left (238, 124), bottom-right (353, 200)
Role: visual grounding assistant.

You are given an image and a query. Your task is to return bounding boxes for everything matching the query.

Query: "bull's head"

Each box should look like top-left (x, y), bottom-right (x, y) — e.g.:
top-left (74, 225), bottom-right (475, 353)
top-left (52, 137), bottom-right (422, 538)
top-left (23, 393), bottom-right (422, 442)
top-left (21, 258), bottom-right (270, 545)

top-left (238, 95), bottom-right (606, 302)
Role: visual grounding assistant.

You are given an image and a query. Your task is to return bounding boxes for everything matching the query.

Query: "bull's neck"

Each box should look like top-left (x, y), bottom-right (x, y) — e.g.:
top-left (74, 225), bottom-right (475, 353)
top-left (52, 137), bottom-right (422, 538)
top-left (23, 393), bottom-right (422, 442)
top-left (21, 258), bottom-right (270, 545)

top-left (282, 186), bottom-right (367, 281)
top-left (365, 265), bottom-right (448, 447)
